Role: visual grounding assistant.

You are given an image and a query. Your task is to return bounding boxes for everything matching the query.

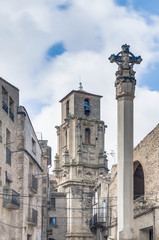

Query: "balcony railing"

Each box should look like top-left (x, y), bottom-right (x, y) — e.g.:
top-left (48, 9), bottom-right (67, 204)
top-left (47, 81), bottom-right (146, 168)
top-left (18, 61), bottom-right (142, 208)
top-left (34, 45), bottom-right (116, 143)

top-left (9, 109), bottom-right (14, 122)
top-left (89, 213), bottom-right (105, 232)
top-left (28, 208), bottom-right (38, 226)
top-left (28, 174), bottom-right (38, 193)
top-left (3, 189), bottom-right (20, 210)
top-left (47, 225), bottom-right (53, 235)
top-left (6, 147), bottom-right (11, 165)
top-left (2, 100), bottom-right (8, 113)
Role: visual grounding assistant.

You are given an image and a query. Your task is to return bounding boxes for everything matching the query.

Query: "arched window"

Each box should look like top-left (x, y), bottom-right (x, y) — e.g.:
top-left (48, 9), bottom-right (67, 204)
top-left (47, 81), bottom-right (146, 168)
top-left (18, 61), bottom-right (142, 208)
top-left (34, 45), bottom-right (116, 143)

top-left (84, 98), bottom-right (90, 116)
top-left (85, 128), bottom-right (91, 144)
top-left (134, 161), bottom-right (144, 200)
top-left (66, 100), bottom-right (69, 116)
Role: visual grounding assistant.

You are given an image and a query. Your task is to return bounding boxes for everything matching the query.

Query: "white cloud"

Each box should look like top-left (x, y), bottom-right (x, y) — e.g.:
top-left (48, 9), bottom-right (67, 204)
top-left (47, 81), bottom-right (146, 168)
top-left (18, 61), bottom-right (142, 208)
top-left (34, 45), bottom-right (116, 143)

top-left (0, 0), bottom-right (159, 168)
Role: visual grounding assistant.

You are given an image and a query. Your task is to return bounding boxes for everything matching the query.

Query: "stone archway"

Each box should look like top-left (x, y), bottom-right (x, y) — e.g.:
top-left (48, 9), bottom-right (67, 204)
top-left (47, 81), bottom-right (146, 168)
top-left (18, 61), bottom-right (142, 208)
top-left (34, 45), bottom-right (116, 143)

top-left (133, 161), bottom-right (144, 200)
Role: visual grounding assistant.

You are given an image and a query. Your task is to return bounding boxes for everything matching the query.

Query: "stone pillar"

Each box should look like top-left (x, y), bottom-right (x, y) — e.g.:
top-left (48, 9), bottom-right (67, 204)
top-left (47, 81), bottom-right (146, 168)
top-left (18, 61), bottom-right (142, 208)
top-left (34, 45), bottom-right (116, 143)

top-left (109, 44), bottom-right (142, 240)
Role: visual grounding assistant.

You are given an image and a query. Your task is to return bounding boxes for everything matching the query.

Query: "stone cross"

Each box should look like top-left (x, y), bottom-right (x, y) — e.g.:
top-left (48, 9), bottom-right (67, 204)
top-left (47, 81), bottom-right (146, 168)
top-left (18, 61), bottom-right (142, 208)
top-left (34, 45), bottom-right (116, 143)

top-left (109, 45), bottom-right (142, 240)
top-left (109, 44), bottom-right (142, 80)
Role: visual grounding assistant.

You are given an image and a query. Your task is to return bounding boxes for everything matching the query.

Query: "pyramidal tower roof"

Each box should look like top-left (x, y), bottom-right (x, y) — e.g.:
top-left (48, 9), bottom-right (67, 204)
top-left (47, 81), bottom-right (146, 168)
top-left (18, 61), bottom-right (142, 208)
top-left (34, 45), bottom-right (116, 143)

top-left (59, 83), bottom-right (102, 102)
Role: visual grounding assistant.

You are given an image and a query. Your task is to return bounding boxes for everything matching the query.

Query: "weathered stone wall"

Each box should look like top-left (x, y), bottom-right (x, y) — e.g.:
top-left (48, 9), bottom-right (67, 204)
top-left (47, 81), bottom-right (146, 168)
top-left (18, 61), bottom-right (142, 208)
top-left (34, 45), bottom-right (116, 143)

top-left (0, 78), bottom-right (45, 240)
top-left (0, 78), bottom-right (21, 240)
top-left (107, 124), bottom-right (159, 240)
top-left (48, 192), bottom-right (67, 240)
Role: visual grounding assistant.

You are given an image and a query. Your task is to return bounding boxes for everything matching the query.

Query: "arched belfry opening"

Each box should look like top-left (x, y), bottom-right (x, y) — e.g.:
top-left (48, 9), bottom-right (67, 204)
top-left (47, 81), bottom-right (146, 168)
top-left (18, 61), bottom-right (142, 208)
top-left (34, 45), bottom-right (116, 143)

top-left (134, 161), bottom-right (144, 200)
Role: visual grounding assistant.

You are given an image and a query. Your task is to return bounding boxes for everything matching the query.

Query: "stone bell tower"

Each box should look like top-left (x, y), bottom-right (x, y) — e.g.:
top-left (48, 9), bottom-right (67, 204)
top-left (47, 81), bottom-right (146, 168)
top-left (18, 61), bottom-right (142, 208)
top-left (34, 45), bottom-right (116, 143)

top-left (54, 84), bottom-right (108, 240)
top-left (109, 45), bottom-right (142, 240)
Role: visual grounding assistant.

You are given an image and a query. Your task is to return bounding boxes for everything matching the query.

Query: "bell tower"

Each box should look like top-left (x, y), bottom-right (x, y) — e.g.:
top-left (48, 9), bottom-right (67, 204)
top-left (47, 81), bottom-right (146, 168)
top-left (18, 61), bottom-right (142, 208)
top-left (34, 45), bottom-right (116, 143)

top-left (54, 84), bottom-right (108, 240)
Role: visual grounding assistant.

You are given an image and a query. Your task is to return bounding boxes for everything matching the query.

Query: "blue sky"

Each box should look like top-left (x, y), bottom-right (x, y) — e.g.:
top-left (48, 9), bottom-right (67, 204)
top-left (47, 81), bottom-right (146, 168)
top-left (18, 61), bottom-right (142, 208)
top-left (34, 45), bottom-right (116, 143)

top-left (1, 0), bottom-right (159, 166)
top-left (117, 0), bottom-right (159, 14)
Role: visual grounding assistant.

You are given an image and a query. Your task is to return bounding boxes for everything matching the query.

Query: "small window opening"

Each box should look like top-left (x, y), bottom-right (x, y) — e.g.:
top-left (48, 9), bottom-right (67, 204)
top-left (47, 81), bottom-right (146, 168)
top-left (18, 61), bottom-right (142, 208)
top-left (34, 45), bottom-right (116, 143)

top-left (66, 100), bottom-right (69, 116)
top-left (84, 99), bottom-right (90, 116)
top-left (50, 197), bottom-right (56, 209)
top-left (32, 138), bottom-right (36, 154)
top-left (6, 129), bottom-right (11, 165)
top-left (85, 128), bottom-right (91, 144)
top-left (2, 86), bottom-right (8, 113)
top-left (49, 217), bottom-right (56, 226)
top-left (9, 97), bottom-right (14, 121)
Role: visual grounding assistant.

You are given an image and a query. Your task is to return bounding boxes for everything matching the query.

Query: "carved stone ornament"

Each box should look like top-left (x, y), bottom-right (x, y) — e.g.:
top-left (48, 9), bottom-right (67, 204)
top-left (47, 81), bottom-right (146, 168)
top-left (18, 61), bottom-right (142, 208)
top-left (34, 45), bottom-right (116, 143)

top-left (109, 44), bottom-right (142, 81)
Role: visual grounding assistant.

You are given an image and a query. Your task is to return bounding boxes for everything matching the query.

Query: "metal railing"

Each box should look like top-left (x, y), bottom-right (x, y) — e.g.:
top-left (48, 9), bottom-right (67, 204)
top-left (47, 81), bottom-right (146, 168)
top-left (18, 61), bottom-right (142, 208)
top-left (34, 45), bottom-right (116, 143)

top-left (3, 189), bottom-right (20, 209)
top-left (28, 174), bottom-right (38, 193)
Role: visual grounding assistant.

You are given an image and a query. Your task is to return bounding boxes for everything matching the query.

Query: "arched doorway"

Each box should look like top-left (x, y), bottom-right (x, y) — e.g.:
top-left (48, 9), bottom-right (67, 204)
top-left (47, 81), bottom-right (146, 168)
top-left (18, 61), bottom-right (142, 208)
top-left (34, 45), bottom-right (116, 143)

top-left (134, 161), bottom-right (144, 200)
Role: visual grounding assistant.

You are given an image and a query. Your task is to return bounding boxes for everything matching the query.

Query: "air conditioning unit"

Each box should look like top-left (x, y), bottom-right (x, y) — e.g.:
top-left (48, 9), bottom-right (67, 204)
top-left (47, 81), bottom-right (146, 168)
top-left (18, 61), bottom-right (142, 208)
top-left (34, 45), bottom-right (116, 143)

top-left (0, 135), bottom-right (2, 143)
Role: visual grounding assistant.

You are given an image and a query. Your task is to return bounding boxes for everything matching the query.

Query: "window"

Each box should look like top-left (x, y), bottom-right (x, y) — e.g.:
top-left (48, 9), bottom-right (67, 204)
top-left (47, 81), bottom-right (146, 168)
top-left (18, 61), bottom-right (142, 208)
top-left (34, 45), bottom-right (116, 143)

top-left (6, 129), bottom-right (11, 165)
top-left (149, 229), bottom-right (153, 240)
top-left (66, 100), bottom-right (69, 116)
top-left (134, 162), bottom-right (144, 200)
top-left (9, 97), bottom-right (14, 121)
top-left (5, 171), bottom-right (12, 186)
top-left (84, 98), bottom-right (90, 116)
top-left (2, 86), bottom-right (8, 113)
top-left (50, 197), bottom-right (55, 209)
top-left (49, 217), bottom-right (56, 226)
top-left (32, 138), bottom-right (36, 154)
top-left (85, 128), bottom-right (91, 144)
top-left (27, 234), bottom-right (32, 240)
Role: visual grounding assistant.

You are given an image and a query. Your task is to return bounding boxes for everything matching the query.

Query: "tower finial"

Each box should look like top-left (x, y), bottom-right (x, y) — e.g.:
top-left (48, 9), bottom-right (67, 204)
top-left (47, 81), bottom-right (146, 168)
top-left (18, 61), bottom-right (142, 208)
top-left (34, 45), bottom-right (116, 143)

top-left (79, 82), bottom-right (83, 90)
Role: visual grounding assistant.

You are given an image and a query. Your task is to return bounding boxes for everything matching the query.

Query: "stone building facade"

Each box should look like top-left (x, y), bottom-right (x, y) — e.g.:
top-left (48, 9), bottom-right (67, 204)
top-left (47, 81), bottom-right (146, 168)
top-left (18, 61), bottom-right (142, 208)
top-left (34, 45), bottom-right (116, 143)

top-left (0, 77), bottom-right (51, 240)
top-left (53, 87), bottom-right (108, 240)
top-left (39, 140), bottom-right (52, 240)
top-left (47, 192), bottom-right (67, 240)
top-left (90, 124), bottom-right (159, 240)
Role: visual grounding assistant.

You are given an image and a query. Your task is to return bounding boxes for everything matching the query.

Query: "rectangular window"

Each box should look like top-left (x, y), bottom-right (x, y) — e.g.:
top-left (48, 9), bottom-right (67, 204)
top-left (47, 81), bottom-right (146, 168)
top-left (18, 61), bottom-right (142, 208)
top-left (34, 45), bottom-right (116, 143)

top-left (5, 171), bottom-right (12, 187)
top-left (9, 97), bottom-right (14, 121)
top-left (32, 138), bottom-right (36, 154)
top-left (49, 217), bottom-right (56, 226)
top-left (6, 129), bottom-right (11, 165)
top-left (2, 86), bottom-right (8, 113)
top-left (50, 197), bottom-right (55, 209)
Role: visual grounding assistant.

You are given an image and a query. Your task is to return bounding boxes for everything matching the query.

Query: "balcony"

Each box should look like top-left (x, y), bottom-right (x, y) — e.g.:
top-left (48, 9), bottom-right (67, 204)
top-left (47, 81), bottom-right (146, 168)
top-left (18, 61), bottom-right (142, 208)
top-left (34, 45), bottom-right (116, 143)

top-left (2, 100), bottom-right (8, 113)
top-left (89, 213), bottom-right (105, 233)
top-left (6, 147), bottom-right (11, 165)
top-left (28, 174), bottom-right (38, 193)
top-left (28, 208), bottom-right (38, 226)
top-left (47, 225), bottom-right (53, 235)
top-left (9, 109), bottom-right (14, 122)
top-left (3, 189), bottom-right (20, 210)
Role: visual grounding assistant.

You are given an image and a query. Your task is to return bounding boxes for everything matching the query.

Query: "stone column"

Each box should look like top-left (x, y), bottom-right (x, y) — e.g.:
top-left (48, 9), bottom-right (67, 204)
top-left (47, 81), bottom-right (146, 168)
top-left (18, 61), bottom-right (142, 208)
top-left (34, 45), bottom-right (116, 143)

top-left (109, 44), bottom-right (142, 240)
